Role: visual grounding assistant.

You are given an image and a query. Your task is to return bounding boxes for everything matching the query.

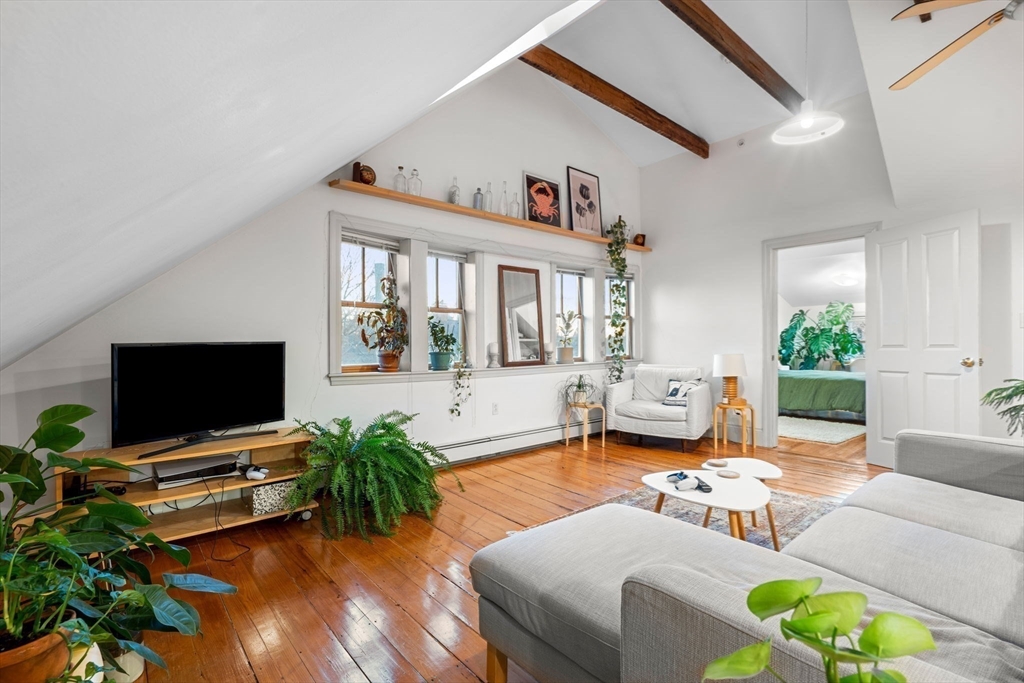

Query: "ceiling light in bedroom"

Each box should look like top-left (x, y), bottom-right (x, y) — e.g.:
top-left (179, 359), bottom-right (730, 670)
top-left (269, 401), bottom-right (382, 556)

top-left (831, 273), bottom-right (858, 286)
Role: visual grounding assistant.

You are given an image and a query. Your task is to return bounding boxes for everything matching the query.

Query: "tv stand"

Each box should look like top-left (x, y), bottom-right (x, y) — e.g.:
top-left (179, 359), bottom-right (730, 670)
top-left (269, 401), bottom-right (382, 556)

top-left (138, 428), bottom-right (281, 459)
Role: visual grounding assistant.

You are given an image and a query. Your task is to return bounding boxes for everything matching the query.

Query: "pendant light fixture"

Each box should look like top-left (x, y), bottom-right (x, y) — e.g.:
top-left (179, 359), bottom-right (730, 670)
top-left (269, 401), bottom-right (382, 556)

top-left (772, 0), bottom-right (844, 145)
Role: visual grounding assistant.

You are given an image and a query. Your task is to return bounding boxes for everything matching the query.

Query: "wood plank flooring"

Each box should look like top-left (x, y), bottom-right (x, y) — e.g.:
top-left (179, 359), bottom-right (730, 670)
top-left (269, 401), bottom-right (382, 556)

top-left (141, 433), bottom-right (882, 683)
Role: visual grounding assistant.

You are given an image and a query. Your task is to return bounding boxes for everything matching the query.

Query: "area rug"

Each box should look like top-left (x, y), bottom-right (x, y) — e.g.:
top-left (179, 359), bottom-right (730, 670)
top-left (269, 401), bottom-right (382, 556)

top-left (514, 487), bottom-right (839, 551)
top-left (778, 416), bottom-right (866, 444)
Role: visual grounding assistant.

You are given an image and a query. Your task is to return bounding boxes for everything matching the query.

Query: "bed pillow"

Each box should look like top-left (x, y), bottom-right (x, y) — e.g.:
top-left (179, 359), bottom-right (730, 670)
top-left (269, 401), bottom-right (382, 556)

top-left (663, 379), bottom-right (700, 407)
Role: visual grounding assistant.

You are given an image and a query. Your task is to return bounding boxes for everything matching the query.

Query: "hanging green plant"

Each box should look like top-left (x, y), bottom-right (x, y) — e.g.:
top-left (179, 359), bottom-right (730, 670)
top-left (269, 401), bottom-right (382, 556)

top-left (605, 215), bottom-right (629, 384)
top-left (450, 363), bottom-right (472, 418)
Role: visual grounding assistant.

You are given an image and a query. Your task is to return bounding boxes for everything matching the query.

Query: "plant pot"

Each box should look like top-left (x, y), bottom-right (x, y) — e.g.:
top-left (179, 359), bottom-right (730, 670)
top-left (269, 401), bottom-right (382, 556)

top-left (429, 352), bottom-right (453, 371)
top-left (377, 350), bottom-right (402, 373)
top-left (557, 347), bottom-right (575, 365)
top-left (70, 643), bottom-right (104, 683)
top-left (109, 650), bottom-right (146, 683)
top-left (0, 630), bottom-right (72, 683)
top-left (573, 390), bottom-right (588, 404)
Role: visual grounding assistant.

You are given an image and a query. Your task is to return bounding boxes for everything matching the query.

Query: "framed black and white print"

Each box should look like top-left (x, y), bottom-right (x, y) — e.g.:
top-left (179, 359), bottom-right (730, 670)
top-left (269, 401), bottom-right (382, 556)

top-left (523, 172), bottom-right (562, 228)
top-left (566, 166), bottom-right (602, 236)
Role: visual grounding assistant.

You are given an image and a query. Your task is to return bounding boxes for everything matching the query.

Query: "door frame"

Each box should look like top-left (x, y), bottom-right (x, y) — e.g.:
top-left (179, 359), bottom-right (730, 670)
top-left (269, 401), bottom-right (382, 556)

top-left (760, 222), bottom-right (880, 448)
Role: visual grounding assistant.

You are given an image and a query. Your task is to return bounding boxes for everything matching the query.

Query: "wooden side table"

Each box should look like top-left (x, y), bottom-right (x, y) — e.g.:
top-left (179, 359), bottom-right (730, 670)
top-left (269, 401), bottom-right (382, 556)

top-left (713, 402), bottom-right (755, 453)
top-left (564, 402), bottom-right (606, 451)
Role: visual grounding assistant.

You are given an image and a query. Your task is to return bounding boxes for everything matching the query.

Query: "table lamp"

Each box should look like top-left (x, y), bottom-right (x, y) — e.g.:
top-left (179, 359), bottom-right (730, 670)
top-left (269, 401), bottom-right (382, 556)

top-left (713, 353), bottom-right (747, 406)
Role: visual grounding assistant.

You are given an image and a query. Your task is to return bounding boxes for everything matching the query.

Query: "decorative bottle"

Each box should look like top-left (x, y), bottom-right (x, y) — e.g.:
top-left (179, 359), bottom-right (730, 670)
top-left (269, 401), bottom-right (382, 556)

top-left (393, 166), bottom-right (407, 193)
top-left (498, 181), bottom-right (508, 216)
top-left (408, 169), bottom-right (422, 196)
top-left (483, 182), bottom-right (493, 212)
top-left (472, 187), bottom-right (483, 210)
top-left (448, 176), bottom-right (461, 205)
top-left (509, 192), bottom-right (520, 219)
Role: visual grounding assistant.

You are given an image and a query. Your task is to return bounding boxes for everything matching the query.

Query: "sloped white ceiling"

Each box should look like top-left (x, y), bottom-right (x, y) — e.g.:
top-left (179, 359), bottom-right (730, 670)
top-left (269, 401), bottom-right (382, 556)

top-left (0, 0), bottom-right (570, 368)
top-left (848, 0), bottom-right (1023, 209)
top-left (544, 0), bottom-right (868, 166)
top-left (778, 238), bottom-right (866, 307)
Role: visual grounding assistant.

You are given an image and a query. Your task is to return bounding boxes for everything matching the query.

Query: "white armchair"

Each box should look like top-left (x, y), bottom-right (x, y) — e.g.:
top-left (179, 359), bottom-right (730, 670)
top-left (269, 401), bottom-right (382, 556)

top-left (605, 364), bottom-right (713, 451)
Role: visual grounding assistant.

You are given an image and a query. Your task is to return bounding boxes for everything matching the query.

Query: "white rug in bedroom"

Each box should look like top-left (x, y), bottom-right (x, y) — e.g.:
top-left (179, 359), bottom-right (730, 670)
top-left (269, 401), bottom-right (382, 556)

top-left (778, 417), bottom-right (866, 444)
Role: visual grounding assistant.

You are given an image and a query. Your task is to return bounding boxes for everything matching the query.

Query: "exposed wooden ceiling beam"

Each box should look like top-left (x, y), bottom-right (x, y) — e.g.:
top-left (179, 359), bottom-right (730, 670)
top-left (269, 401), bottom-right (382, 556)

top-left (657, 0), bottom-right (804, 114)
top-left (518, 44), bottom-right (709, 159)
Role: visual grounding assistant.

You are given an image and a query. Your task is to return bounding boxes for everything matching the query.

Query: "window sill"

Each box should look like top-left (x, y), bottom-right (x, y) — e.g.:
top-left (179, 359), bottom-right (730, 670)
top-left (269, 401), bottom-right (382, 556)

top-left (328, 359), bottom-right (641, 386)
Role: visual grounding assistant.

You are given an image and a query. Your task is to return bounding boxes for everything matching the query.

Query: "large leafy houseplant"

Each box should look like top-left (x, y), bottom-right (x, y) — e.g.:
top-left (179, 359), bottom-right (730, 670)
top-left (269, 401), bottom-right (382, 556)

top-left (358, 273), bottom-right (409, 372)
top-left (427, 315), bottom-right (460, 371)
top-left (981, 379), bottom-right (1024, 436)
top-left (779, 302), bottom-right (864, 370)
top-left (285, 412), bottom-right (462, 540)
top-left (606, 215), bottom-right (629, 383)
top-left (704, 578), bottom-right (935, 683)
top-left (1, 405), bottom-right (235, 682)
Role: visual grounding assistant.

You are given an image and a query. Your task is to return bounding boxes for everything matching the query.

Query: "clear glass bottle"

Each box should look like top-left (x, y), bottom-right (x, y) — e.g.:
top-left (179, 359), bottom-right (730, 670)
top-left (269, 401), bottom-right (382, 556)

top-left (393, 166), bottom-right (407, 193)
top-left (483, 182), bottom-right (493, 212)
top-left (498, 181), bottom-right (508, 216)
top-left (408, 169), bottom-right (422, 196)
top-left (508, 192), bottom-right (520, 219)
top-left (472, 187), bottom-right (483, 210)
top-left (448, 176), bottom-right (460, 205)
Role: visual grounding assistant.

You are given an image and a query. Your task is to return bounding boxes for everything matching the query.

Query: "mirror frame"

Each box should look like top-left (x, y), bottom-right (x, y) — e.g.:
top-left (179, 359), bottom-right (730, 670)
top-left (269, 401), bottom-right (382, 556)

top-left (498, 265), bottom-right (545, 367)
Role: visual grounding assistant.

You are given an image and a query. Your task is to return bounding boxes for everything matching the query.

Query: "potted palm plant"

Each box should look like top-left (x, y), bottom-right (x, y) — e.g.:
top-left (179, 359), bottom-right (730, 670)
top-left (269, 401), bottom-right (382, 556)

top-left (357, 272), bottom-right (409, 372)
top-left (556, 310), bottom-right (580, 365)
top-left (427, 316), bottom-right (460, 371)
top-left (1, 404), bottom-right (236, 682)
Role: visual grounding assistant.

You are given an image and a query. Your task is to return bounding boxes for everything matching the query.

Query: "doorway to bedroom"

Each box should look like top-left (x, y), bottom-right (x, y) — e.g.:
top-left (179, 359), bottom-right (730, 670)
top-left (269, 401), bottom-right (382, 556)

top-left (764, 232), bottom-right (869, 463)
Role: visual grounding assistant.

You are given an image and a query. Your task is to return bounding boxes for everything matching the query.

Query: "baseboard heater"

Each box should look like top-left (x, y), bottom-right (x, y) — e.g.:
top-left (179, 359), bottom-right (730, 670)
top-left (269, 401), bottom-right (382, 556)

top-left (153, 454), bottom-right (240, 489)
top-left (437, 415), bottom-right (601, 452)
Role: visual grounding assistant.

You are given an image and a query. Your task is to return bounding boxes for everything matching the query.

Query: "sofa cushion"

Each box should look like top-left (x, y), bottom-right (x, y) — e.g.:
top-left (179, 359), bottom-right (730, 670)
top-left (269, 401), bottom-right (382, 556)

top-left (616, 400), bottom-right (687, 422)
top-left (842, 472), bottom-right (1024, 551)
top-left (783, 506), bottom-right (1024, 647)
top-left (633, 365), bottom-right (702, 402)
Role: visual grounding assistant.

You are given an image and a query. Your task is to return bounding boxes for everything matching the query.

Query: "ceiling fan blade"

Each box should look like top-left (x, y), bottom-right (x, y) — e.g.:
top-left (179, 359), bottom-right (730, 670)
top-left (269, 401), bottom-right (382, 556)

top-left (890, 11), bottom-right (1003, 90)
top-left (892, 0), bottom-right (980, 21)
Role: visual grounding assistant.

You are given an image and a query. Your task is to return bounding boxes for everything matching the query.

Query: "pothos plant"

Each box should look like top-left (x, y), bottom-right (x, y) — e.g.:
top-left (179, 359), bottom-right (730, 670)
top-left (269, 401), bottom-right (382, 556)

top-left (450, 363), bottom-right (472, 418)
top-left (703, 578), bottom-right (935, 683)
top-left (605, 215), bottom-right (629, 384)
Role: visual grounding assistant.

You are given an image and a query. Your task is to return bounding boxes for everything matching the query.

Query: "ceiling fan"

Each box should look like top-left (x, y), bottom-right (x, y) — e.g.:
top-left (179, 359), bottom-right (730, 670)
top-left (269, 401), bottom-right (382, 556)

top-left (890, 0), bottom-right (1022, 90)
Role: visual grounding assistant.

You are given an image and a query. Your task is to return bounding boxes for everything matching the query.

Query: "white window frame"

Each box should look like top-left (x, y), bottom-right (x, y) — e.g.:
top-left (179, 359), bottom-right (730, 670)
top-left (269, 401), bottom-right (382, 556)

top-left (555, 269), bottom-right (585, 361)
top-left (427, 251), bottom-right (467, 364)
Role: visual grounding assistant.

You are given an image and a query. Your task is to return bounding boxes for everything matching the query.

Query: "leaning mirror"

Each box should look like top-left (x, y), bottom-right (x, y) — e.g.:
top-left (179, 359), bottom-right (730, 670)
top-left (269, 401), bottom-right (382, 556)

top-left (498, 265), bottom-right (545, 367)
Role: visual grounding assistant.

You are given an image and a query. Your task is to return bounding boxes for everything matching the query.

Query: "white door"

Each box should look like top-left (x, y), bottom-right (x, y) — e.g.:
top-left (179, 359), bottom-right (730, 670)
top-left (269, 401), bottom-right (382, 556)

top-left (865, 210), bottom-right (980, 467)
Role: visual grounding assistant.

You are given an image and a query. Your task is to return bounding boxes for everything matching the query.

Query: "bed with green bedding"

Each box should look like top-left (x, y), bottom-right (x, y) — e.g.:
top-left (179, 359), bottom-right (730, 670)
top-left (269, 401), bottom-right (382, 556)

top-left (778, 370), bottom-right (865, 422)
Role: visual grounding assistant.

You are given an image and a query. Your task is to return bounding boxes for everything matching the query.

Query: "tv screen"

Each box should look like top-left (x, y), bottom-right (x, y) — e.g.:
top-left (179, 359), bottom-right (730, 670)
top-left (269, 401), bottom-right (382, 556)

top-left (111, 342), bottom-right (285, 447)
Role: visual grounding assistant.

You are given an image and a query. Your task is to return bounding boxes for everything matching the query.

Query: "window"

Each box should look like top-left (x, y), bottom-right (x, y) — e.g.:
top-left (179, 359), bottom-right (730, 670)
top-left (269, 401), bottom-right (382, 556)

top-left (427, 253), bottom-right (465, 361)
top-left (605, 276), bottom-right (634, 359)
top-left (555, 270), bottom-right (584, 360)
top-left (340, 240), bottom-right (396, 371)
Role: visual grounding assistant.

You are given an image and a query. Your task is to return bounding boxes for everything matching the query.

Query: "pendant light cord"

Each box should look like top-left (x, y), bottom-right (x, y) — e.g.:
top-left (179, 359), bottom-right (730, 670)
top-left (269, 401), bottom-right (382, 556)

top-left (804, 0), bottom-right (809, 99)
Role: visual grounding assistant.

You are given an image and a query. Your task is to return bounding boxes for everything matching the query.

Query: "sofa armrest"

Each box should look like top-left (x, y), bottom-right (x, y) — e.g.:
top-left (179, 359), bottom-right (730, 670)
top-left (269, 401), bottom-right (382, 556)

top-left (684, 382), bottom-right (713, 435)
top-left (621, 565), bottom-right (969, 683)
top-left (605, 380), bottom-right (634, 416)
top-left (894, 430), bottom-right (1024, 501)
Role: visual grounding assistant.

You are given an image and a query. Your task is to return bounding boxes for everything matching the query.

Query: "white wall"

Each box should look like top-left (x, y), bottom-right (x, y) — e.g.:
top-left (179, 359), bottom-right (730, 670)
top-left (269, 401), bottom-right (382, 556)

top-left (0, 60), bottom-right (643, 507)
top-left (639, 91), bottom-right (1024, 440)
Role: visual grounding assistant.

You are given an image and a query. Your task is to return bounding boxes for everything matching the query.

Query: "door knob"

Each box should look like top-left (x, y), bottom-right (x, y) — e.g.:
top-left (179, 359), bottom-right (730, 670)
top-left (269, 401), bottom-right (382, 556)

top-left (960, 358), bottom-right (975, 368)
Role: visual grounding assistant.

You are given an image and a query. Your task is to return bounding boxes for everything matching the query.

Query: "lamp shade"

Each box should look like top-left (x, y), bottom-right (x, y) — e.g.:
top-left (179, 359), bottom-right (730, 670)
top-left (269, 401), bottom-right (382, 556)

top-left (713, 353), bottom-right (747, 378)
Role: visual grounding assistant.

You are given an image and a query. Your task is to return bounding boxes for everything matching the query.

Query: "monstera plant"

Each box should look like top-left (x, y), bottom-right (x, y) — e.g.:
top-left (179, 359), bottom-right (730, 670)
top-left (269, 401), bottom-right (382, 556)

top-left (779, 302), bottom-right (864, 370)
top-left (1, 405), bottom-right (235, 682)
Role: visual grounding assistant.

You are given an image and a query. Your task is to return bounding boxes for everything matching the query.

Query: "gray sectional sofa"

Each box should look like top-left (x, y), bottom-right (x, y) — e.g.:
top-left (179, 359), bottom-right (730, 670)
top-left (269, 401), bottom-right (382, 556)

top-left (469, 430), bottom-right (1024, 682)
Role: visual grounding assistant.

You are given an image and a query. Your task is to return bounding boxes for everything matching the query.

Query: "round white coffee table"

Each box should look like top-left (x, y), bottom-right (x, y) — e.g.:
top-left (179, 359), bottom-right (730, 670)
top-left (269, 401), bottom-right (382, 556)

top-left (641, 470), bottom-right (772, 546)
top-left (702, 458), bottom-right (782, 550)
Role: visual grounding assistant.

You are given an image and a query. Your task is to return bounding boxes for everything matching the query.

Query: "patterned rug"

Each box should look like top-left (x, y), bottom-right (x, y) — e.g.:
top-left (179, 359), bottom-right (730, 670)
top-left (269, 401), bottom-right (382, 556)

top-left (516, 487), bottom-right (840, 551)
top-left (778, 416), bottom-right (866, 444)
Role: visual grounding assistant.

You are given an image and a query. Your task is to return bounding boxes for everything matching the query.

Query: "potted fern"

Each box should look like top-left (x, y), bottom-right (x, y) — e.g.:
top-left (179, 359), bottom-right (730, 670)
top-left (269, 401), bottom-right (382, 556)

top-left (285, 411), bottom-right (462, 540)
top-left (556, 310), bottom-right (580, 364)
top-left (427, 316), bottom-right (460, 371)
top-left (357, 273), bottom-right (409, 372)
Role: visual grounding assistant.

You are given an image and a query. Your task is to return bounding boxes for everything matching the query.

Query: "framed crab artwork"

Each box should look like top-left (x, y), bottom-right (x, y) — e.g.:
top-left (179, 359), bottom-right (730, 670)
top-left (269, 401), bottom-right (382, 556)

top-left (523, 172), bottom-right (562, 229)
top-left (566, 166), bottom-right (602, 236)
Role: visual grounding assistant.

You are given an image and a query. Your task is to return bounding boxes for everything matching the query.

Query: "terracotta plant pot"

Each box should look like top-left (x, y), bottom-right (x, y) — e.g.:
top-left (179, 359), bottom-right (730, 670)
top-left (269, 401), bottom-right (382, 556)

top-left (377, 350), bottom-right (402, 373)
top-left (0, 630), bottom-right (71, 683)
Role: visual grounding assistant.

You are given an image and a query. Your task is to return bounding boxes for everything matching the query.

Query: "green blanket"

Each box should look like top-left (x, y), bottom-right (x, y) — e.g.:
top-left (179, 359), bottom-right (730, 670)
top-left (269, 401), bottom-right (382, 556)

top-left (778, 370), bottom-right (865, 414)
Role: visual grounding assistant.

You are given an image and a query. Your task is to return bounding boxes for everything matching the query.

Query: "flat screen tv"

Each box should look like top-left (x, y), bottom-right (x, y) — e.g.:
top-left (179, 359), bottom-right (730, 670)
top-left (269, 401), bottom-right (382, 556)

top-left (111, 342), bottom-right (285, 449)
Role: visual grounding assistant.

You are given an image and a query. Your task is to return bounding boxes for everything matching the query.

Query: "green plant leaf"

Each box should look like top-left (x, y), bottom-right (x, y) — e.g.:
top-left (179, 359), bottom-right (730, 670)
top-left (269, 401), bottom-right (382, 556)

top-left (116, 639), bottom-right (168, 669)
top-left (791, 592), bottom-right (868, 636)
top-left (162, 573), bottom-right (237, 594)
top-left (30, 423), bottom-right (85, 453)
top-left (702, 639), bottom-right (771, 680)
top-left (871, 670), bottom-right (908, 683)
top-left (68, 598), bottom-right (105, 619)
top-left (65, 531), bottom-right (126, 553)
top-left (859, 613), bottom-right (936, 659)
top-left (46, 452), bottom-right (91, 473)
top-left (780, 622), bottom-right (880, 664)
top-left (0, 472), bottom-right (35, 485)
top-left (137, 533), bottom-right (191, 567)
top-left (138, 584), bottom-right (198, 635)
top-left (36, 404), bottom-right (96, 428)
top-left (783, 611), bottom-right (840, 638)
top-left (1, 445), bottom-right (46, 504)
top-left (82, 457), bottom-right (143, 474)
top-left (115, 589), bottom-right (148, 607)
top-left (747, 578), bottom-right (822, 620)
top-left (86, 500), bottom-right (151, 529)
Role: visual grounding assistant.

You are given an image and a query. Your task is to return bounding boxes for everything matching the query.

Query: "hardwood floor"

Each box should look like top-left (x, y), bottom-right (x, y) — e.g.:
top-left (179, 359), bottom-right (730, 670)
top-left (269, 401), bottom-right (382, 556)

top-left (141, 433), bottom-right (884, 683)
